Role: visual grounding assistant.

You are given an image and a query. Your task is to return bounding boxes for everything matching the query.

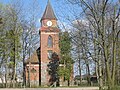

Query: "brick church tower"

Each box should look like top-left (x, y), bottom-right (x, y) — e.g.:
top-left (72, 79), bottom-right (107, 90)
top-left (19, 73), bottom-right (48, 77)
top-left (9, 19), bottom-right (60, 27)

top-left (25, 0), bottom-right (60, 86)
top-left (40, 0), bottom-right (60, 85)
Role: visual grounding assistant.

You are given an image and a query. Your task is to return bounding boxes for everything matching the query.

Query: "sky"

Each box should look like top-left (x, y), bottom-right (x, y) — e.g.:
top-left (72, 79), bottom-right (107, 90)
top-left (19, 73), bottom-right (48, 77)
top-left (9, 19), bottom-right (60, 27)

top-left (0, 0), bottom-right (89, 28)
top-left (0, 0), bottom-right (50, 18)
top-left (0, 0), bottom-right (119, 24)
top-left (0, 0), bottom-right (63, 19)
top-left (0, 0), bottom-right (72, 29)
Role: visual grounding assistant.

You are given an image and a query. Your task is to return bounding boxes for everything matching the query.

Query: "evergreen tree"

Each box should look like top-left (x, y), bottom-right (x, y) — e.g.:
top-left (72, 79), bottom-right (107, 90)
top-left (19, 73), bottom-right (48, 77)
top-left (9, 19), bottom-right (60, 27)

top-left (59, 31), bottom-right (74, 86)
top-left (47, 52), bottom-right (59, 86)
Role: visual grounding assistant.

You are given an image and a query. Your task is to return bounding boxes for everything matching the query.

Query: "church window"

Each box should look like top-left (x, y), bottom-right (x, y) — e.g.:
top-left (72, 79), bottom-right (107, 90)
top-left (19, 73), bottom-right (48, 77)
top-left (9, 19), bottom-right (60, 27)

top-left (48, 50), bottom-right (53, 60)
top-left (48, 35), bottom-right (53, 48)
top-left (31, 68), bottom-right (37, 73)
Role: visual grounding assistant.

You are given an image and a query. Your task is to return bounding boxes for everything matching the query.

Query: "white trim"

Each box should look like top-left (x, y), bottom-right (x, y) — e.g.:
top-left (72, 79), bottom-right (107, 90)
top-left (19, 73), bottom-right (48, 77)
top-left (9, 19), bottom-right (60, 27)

top-left (41, 32), bottom-right (58, 34)
top-left (26, 64), bottom-right (39, 67)
top-left (59, 64), bottom-right (65, 67)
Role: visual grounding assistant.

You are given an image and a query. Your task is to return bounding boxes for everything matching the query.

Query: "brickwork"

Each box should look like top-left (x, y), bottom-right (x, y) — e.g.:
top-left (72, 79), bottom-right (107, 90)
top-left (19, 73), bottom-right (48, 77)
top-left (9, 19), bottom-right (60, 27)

top-left (40, 62), bottom-right (48, 85)
top-left (41, 20), bottom-right (57, 27)
top-left (40, 31), bottom-right (59, 85)
top-left (25, 64), bottom-right (39, 86)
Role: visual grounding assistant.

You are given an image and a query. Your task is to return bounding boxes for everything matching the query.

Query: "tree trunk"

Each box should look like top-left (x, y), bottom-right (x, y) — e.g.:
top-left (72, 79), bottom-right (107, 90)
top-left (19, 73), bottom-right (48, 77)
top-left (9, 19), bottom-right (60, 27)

top-left (78, 60), bottom-right (82, 85)
top-left (98, 58), bottom-right (103, 90)
top-left (23, 41), bottom-right (26, 87)
top-left (12, 39), bottom-right (16, 88)
top-left (78, 49), bottom-right (82, 85)
top-left (68, 80), bottom-right (70, 86)
top-left (5, 68), bottom-right (8, 88)
top-left (86, 63), bottom-right (91, 86)
top-left (23, 62), bottom-right (26, 87)
top-left (111, 19), bottom-right (117, 89)
top-left (28, 61), bottom-right (31, 87)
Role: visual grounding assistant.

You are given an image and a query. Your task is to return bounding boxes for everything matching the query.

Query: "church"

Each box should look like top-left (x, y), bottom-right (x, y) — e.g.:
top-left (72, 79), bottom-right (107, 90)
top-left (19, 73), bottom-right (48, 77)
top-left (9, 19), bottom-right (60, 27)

top-left (25, 0), bottom-right (60, 86)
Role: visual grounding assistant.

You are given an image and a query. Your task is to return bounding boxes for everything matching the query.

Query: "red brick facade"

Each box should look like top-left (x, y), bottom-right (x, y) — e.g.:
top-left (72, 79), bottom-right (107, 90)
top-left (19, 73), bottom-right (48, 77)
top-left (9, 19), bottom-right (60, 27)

top-left (26, 64), bottom-right (39, 83)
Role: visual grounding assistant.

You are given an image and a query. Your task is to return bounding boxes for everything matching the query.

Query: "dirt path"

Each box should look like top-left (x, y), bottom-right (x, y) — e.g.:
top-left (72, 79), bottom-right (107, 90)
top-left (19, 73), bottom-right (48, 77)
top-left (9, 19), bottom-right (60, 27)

top-left (0, 87), bottom-right (99, 90)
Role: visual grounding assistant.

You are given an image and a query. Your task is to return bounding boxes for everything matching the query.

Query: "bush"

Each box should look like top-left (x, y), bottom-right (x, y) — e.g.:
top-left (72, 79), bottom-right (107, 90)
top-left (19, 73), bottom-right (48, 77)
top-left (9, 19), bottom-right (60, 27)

top-left (0, 83), bottom-right (5, 88)
top-left (114, 86), bottom-right (120, 90)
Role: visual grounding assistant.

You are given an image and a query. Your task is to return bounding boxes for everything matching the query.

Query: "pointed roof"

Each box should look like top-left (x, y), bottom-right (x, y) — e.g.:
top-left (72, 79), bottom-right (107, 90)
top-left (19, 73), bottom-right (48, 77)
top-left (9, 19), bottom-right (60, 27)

top-left (25, 47), bottom-right (40, 64)
top-left (41, 0), bottom-right (57, 20)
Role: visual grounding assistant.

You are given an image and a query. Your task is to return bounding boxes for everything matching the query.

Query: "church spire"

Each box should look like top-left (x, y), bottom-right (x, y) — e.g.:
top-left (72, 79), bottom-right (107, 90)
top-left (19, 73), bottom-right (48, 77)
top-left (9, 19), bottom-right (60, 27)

top-left (41, 0), bottom-right (57, 20)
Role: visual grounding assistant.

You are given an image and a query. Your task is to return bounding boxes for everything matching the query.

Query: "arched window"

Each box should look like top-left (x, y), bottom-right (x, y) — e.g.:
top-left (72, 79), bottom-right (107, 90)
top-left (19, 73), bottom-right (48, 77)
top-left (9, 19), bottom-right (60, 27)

top-left (48, 35), bottom-right (53, 48)
top-left (48, 50), bottom-right (53, 60)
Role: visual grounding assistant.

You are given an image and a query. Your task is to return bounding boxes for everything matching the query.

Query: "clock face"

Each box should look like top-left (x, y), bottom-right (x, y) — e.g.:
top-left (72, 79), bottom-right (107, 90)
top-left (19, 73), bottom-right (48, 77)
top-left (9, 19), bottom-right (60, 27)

top-left (47, 21), bottom-right (52, 26)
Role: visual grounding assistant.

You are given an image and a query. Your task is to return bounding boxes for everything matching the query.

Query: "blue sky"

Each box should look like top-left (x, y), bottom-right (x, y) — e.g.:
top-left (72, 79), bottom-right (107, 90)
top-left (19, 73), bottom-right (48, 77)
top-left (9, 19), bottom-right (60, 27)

top-left (0, 0), bottom-right (57, 18)
top-left (1, 0), bottom-right (119, 23)
top-left (0, 0), bottom-right (71, 29)
top-left (0, 0), bottom-right (81, 22)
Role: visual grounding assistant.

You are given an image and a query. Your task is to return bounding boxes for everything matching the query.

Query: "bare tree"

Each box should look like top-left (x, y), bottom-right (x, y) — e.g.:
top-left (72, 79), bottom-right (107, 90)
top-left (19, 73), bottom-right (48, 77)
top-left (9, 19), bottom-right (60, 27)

top-left (66, 0), bottom-right (120, 89)
top-left (21, 0), bottom-right (40, 87)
